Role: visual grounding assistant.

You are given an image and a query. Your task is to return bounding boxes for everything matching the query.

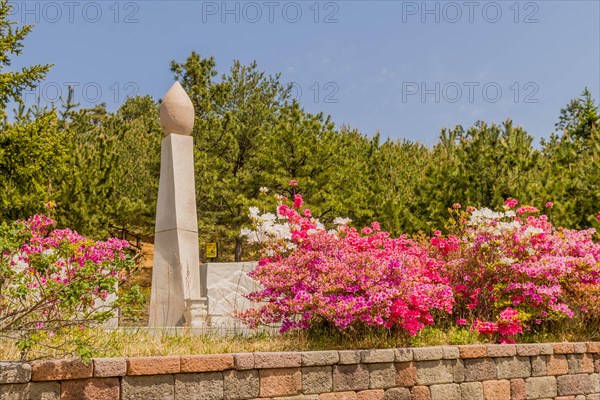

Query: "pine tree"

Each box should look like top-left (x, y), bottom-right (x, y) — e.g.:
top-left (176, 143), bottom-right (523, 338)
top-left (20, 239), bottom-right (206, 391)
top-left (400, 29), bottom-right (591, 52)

top-left (256, 101), bottom-right (368, 223)
top-left (172, 53), bottom-right (288, 261)
top-left (419, 120), bottom-right (538, 230)
top-left (52, 97), bottom-right (161, 238)
top-left (555, 88), bottom-right (599, 140)
top-left (0, 0), bottom-right (51, 115)
top-left (538, 89), bottom-right (600, 228)
top-left (368, 137), bottom-right (431, 235)
top-left (0, 112), bottom-right (70, 219)
top-left (0, 1), bottom-right (63, 221)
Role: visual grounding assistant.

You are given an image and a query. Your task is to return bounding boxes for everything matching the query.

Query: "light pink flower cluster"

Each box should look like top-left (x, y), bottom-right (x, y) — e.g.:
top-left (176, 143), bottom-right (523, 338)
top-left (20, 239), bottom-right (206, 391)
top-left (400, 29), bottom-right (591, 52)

top-left (1, 215), bottom-right (132, 335)
top-left (18, 215), bottom-right (130, 299)
top-left (238, 196), bottom-right (453, 335)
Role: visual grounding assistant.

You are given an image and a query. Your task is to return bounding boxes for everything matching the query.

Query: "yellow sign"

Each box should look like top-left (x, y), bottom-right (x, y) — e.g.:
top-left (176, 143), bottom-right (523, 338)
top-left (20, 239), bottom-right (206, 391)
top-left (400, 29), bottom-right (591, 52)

top-left (206, 243), bottom-right (218, 259)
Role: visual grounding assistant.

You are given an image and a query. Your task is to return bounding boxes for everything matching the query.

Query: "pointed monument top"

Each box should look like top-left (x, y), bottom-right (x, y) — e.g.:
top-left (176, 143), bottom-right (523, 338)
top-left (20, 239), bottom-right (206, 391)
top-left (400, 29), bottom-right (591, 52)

top-left (160, 81), bottom-right (195, 136)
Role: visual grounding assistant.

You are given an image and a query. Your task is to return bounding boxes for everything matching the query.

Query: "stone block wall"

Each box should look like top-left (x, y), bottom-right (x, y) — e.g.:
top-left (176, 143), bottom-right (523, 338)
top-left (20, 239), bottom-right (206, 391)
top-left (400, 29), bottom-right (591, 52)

top-left (2, 343), bottom-right (600, 399)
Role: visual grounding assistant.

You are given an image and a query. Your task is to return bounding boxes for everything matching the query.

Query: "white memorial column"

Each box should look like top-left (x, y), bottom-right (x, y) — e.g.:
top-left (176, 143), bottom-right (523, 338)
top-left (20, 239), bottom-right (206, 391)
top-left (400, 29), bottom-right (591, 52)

top-left (149, 81), bottom-right (202, 327)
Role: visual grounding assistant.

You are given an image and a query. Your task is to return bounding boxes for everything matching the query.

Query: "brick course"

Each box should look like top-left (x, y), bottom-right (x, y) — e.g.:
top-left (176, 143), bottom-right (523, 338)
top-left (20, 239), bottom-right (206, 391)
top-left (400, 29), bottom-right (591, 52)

top-left (121, 374), bottom-right (175, 400)
top-left (223, 369), bottom-right (260, 400)
top-left (31, 359), bottom-right (93, 381)
top-left (2, 344), bottom-right (600, 399)
top-left (429, 383), bottom-right (461, 400)
top-left (510, 378), bottom-right (526, 400)
top-left (495, 356), bottom-right (531, 379)
top-left (303, 366), bottom-right (333, 394)
top-left (557, 374), bottom-right (594, 396)
top-left (383, 387), bottom-right (411, 400)
top-left (320, 391), bottom-right (357, 400)
top-left (459, 345), bottom-right (487, 359)
top-left (174, 372), bottom-right (223, 400)
top-left (567, 354), bottom-right (595, 374)
top-left (338, 351), bottom-right (361, 365)
top-left (0, 381), bottom-right (60, 400)
top-left (356, 389), bottom-right (385, 400)
top-left (259, 368), bottom-right (302, 397)
top-left (303, 351), bottom-right (339, 366)
top-left (461, 381), bottom-right (484, 400)
top-left (362, 350), bottom-right (395, 364)
top-left (412, 348), bottom-right (444, 362)
top-left (548, 355), bottom-right (570, 376)
top-left (93, 358), bottom-right (127, 378)
top-left (0, 362), bottom-right (31, 384)
top-left (333, 364), bottom-right (369, 391)
top-left (464, 358), bottom-right (496, 382)
top-left (482, 379), bottom-right (510, 400)
top-left (368, 363), bottom-right (396, 389)
top-left (180, 354), bottom-right (234, 373)
top-left (393, 349), bottom-right (413, 363)
top-left (411, 385), bottom-right (431, 400)
top-left (233, 353), bottom-right (255, 370)
top-left (441, 347), bottom-right (460, 360)
top-left (487, 345), bottom-right (516, 358)
top-left (127, 356), bottom-right (180, 376)
top-left (554, 343), bottom-right (576, 355)
top-left (254, 352), bottom-right (301, 369)
top-left (395, 362), bottom-right (416, 387)
top-left (525, 376), bottom-right (558, 399)
top-left (60, 377), bottom-right (120, 400)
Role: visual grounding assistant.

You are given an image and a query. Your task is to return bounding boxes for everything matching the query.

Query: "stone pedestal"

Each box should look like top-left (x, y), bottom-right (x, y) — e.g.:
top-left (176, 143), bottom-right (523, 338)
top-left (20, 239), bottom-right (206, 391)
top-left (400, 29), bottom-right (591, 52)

top-left (148, 134), bottom-right (203, 327)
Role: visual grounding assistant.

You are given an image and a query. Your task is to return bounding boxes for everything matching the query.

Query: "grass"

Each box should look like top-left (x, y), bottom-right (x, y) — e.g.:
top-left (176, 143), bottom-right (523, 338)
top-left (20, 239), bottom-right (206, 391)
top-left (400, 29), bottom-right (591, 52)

top-left (0, 327), bottom-right (470, 361)
top-left (2, 318), bottom-right (599, 361)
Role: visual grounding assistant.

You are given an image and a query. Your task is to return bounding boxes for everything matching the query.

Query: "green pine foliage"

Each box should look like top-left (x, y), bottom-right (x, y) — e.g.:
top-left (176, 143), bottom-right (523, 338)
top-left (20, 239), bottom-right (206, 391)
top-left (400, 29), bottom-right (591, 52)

top-left (0, 1), bottom-right (598, 259)
top-left (538, 88), bottom-right (600, 228)
top-left (0, 1), bottom-right (60, 220)
top-left (0, 112), bottom-right (69, 219)
top-left (54, 97), bottom-right (162, 237)
top-left (0, 1), bottom-right (51, 113)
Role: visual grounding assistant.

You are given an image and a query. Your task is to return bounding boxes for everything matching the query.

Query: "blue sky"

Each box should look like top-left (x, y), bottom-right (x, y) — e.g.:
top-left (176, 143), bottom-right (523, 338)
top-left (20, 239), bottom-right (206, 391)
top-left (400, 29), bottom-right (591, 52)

top-left (9, 0), bottom-right (600, 144)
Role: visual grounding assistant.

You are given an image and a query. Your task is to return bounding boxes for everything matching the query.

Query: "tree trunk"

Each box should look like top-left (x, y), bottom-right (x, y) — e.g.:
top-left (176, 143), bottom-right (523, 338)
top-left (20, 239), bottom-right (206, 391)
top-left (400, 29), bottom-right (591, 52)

top-left (235, 204), bottom-right (244, 262)
top-left (234, 236), bottom-right (243, 262)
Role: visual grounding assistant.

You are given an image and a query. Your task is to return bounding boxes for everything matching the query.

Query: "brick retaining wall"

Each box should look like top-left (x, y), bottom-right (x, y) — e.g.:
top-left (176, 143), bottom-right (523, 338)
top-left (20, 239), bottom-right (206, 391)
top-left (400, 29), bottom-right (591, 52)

top-left (2, 343), bottom-right (600, 399)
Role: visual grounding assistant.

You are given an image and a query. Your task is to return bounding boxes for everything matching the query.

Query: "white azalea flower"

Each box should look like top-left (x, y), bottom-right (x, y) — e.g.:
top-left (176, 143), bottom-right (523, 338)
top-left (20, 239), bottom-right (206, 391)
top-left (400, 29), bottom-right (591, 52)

top-left (249, 207), bottom-right (260, 219)
top-left (333, 217), bottom-right (352, 225)
top-left (500, 257), bottom-right (516, 265)
top-left (240, 228), bottom-right (253, 237)
top-left (523, 227), bottom-right (543, 237)
top-left (259, 212), bottom-right (277, 222)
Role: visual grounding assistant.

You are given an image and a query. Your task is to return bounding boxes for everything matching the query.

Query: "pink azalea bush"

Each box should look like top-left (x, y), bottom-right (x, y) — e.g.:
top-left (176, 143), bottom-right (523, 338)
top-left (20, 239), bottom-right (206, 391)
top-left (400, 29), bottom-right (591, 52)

top-left (430, 200), bottom-right (600, 343)
top-left (0, 215), bottom-right (138, 357)
top-left (238, 195), bottom-right (454, 335)
top-left (240, 186), bottom-right (600, 343)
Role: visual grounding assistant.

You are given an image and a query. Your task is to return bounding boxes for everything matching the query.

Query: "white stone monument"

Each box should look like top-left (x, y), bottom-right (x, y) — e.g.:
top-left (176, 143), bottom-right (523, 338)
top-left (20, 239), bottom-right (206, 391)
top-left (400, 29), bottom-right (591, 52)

top-left (149, 82), bottom-right (207, 327)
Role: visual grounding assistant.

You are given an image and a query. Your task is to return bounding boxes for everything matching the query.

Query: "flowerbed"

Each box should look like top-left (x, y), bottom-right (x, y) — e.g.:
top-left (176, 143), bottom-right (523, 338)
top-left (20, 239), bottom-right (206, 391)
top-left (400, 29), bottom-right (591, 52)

top-left (239, 187), bottom-right (600, 344)
top-left (0, 215), bottom-right (140, 359)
